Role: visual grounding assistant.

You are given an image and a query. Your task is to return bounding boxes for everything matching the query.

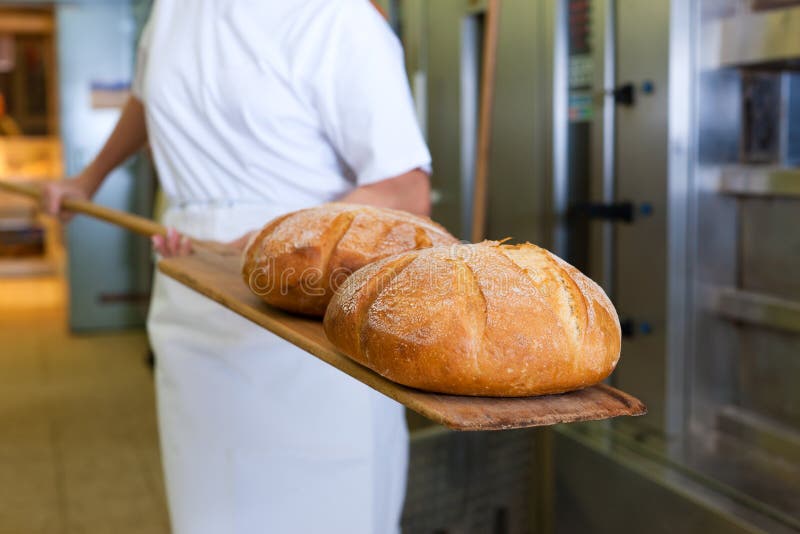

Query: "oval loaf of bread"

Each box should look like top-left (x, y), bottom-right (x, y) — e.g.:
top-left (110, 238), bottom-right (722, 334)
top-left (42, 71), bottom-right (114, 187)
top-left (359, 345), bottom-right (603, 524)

top-left (323, 241), bottom-right (621, 396)
top-left (242, 203), bottom-right (459, 316)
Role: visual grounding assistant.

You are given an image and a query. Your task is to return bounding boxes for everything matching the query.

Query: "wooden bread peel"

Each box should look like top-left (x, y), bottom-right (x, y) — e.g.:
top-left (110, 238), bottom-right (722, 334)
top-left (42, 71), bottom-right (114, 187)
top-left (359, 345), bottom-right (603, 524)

top-left (0, 179), bottom-right (646, 430)
top-left (0, 180), bottom-right (236, 256)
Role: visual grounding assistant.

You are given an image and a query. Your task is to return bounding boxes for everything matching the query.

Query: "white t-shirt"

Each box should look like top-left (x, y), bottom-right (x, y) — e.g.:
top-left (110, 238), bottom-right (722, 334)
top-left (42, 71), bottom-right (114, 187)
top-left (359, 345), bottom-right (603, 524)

top-left (133, 0), bottom-right (431, 211)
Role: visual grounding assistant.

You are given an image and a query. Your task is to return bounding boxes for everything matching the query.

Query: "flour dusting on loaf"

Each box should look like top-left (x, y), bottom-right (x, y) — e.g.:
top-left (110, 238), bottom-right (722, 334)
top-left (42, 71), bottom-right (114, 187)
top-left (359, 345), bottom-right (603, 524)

top-left (241, 203), bottom-right (459, 316)
top-left (323, 241), bottom-right (621, 397)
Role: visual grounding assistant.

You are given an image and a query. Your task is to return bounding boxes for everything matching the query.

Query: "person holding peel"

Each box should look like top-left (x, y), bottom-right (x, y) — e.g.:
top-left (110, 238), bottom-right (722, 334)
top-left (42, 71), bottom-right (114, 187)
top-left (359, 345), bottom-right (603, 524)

top-left (43, 1), bottom-right (430, 532)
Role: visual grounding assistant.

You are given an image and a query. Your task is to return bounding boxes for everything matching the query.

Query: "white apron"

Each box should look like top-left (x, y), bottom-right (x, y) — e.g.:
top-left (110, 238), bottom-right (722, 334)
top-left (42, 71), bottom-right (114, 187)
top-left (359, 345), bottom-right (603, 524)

top-left (147, 203), bottom-right (409, 534)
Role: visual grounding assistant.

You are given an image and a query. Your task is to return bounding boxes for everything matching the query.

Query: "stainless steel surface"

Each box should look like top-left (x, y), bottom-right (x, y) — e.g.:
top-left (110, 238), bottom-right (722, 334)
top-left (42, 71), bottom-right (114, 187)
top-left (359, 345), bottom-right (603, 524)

top-left (737, 325), bottom-right (800, 429)
top-left (707, 284), bottom-right (800, 428)
top-left (701, 404), bottom-right (800, 521)
top-left (609, 0), bottom-right (671, 430)
top-left (683, 432), bottom-right (800, 528)
top-left (484, 0), bottom-right (556, 246)
top-left (711, 287), bottom-right (800, 334)
top-left (555, 424), bottom-right (799, 534)
top-left (422, 0), bottom-right (560, 244)
top-left (407, 0), bottom-right (800, 530)
top-left (560, 0), bottom-right (800, 527)
top-left (459, 13), bottom-right (480, 238)
top-left (399, 0), bottom-right (429, 140)
top-left (599, 0), bottom-right (616, 295)
top-left (551, 0), bottom-right (568, 257)
top-left (689, 183), bottom-right (740, 430)
top-left (716, 404), bottom-right (800, 466)
top-left (698, 68), bottom-right (742, 164)
top-left (403, 5), bottom-right (557, 533)
top-left (532, 428), bottom-right (554, 534)
top-left (665, 0), bottom-right (694, 443)
top-left (720, 166), bottom-right (800, 197)
top-left (402, 427), bottom-right (535, 533)
top-left (705, 4), bottom-right (800, 68)
top-left (684, 0), bottom-right (800, 524)
top-left (740, 196), bottom-right (800, 300)
top-left (425, 0), bottom-right (476, 238)
top-left (577, 0), bottom-right (617, 297)
top-left (690, 51), bottom-right (741, 434)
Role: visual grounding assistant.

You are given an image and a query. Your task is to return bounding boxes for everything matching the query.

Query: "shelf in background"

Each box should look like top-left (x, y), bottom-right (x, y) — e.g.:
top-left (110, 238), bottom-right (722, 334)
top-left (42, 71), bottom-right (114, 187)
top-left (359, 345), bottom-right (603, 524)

top-left (703, 6), bottom-right (800, 69)
top-left (0, 257), bottom-right (56, 277)
top-left (719, 167), bottom-right (800, 198)
top-left (716, 404), bottom-right (800, 467)
top-left (711, 286), bottom-right (800, 334)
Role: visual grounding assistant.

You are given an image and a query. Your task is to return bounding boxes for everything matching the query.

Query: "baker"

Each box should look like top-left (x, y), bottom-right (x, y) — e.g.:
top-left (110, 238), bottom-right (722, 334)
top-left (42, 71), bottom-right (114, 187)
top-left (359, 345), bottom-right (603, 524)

top-left (42, 1), bottom-right (431, 532)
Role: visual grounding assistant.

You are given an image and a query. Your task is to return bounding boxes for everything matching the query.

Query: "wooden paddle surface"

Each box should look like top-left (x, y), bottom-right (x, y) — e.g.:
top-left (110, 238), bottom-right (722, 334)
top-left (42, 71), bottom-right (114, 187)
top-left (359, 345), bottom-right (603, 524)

top-left (159, 251), bottom-right (646, 431)
top-left (0, 179), bottom-right (646, 430)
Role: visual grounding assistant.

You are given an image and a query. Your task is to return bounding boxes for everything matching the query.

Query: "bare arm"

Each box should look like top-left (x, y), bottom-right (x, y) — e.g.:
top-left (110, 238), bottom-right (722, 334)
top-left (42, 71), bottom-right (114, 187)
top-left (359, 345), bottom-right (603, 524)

top-left (153, 168), bottom-right (433, 257)
top-left (42, 96), bottom-right (148, 217)
top-left (81, 97), bottom-right (149, 194)
top-left (339, 168), bottom-right (431, 216)
top-left (184, 169), bottom-right (431, 255)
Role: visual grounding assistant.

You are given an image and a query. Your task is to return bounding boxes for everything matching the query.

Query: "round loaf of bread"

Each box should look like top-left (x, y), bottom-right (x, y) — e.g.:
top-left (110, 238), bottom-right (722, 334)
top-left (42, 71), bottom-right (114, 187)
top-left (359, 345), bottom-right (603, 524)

top-left (323, 241), bottom-right (621, 396)
top-left (241, 203), bottom-right (459, 316)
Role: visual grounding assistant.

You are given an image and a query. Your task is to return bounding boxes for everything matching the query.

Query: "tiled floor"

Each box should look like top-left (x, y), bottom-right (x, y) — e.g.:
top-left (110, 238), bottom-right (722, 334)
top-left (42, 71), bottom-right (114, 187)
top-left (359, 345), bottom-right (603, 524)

top-left (0, 277), bottom-right (170, 533)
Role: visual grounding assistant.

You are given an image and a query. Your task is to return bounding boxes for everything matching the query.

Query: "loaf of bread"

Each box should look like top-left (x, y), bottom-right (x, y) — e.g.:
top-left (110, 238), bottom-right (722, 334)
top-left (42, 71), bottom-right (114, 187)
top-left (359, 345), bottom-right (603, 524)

top-left (323, 241), bottom-right (621, 396)
top-left (241, 203), bottom-right (459, 316)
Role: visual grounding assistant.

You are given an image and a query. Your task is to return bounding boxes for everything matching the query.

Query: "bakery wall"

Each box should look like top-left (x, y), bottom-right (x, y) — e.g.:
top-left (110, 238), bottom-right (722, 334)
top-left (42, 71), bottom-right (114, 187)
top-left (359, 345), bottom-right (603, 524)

top-left (0, 2), bottom-right (154, 329)
top-left (0, 3), bottom-right (169, 532)
top-left (0, 8), bottom-right (63, 278)
top-left (57, 1), bottom-right (154, 330)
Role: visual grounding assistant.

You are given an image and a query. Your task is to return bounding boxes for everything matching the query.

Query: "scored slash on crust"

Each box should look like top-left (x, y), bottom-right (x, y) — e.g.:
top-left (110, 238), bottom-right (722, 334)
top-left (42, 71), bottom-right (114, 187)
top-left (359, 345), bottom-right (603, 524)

top-left (324, 241), bottom-right (621, 397)
top-left (242, 203), bottom-right (459, 316)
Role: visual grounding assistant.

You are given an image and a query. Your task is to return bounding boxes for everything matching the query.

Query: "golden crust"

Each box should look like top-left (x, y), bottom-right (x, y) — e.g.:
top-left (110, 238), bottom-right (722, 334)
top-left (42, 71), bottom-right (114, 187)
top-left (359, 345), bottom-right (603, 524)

top-left (323, 241), bottom-right (621, 397)
top-left (241, 203), bottom-right (459, 316)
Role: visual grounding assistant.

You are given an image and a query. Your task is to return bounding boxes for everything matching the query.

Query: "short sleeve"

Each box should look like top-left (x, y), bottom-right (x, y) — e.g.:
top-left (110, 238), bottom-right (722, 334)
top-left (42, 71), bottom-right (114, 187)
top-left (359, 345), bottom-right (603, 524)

top-left (131, 15), bottom-right (154, 100)
top-left (314, 1), bottom-right (431, 186)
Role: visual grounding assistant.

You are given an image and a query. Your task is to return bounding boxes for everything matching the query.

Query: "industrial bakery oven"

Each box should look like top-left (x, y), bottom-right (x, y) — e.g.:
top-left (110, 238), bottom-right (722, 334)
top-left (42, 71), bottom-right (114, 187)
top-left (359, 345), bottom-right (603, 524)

top-left (683, 0), bottom-right (800, 525)
top-left (391, 0), bottom-right (800, 532)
